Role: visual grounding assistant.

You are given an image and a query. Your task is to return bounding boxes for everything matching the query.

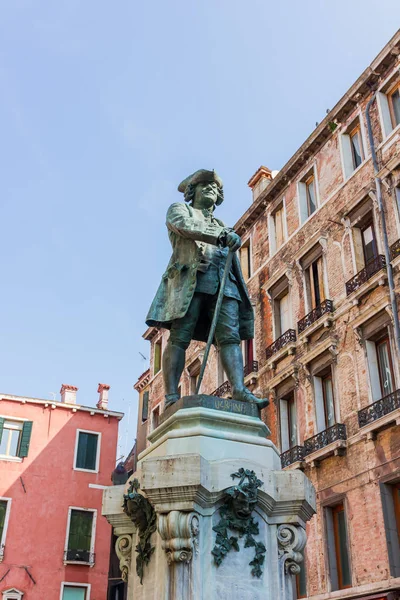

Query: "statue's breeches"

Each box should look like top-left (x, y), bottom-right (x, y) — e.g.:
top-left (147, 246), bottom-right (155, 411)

top-left (169, 293), bottom-right (240, 350)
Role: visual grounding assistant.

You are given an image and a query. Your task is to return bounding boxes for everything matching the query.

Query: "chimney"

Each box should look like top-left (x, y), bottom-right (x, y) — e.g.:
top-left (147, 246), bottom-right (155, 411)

top-left (247, 166), bottom-right (273, 202)
top-left (97, 383), bottom-right (110, 410)
top-left (60, 384), bottom-right (78, 404)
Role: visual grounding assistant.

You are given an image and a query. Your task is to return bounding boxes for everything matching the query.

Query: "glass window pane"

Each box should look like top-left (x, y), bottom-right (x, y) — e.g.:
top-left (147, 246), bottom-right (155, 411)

top-left (391, 88), bottom-right (400, 127)
top-left (289, 398), bottom-right (297, 448)
top-left (306, 179), bottom-right (316, 216)
top-left (376, 340), bottom-right (394, 396)
top-left (337, 510), bottom-right (351, 587)
top-left (362, 225), bottom-right (377, 264)
top-left (63, 587), bottom-right (86, 600)
top-left (9, 429), bottom-right (21, 457)
top-left (350, 131), bottom-right (363, 168)
top-left (323, 377), bottom-right (336, 428)
top-left (296, 559), bottom-right (307, 598)
top-left (0, 429), bottom-right (9, 455)
top-left (76, 432), bottom-right (98, 470)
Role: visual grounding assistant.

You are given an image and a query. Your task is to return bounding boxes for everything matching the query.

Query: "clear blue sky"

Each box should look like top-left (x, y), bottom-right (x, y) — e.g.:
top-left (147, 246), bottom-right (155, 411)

top-left (1, 1), bottom-right (399, 459)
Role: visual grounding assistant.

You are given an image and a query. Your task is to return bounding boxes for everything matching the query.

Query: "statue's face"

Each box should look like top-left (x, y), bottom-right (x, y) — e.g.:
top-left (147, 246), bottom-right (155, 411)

top-left (193, 181), bottom-right (219, 209)
top-left (231, 493), bottom-right (257, 520)
top-left (126, 498), bottom-right (147, 532)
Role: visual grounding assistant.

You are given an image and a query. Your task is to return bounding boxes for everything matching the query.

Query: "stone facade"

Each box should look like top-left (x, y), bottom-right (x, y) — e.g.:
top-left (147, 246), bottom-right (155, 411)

top-left (136, 30), bottom-right (400, 599)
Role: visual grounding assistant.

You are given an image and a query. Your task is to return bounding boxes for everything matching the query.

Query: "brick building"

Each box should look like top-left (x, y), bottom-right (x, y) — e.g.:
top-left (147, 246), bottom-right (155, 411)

top-left (135, 30), bottom-right (400, 599)
top-left (0, 384), bottom-right (123, 600)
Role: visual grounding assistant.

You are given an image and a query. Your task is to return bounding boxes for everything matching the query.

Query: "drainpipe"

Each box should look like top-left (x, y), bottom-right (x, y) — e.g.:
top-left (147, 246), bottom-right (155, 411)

top-left (365, 93), bottom-right (400, 362)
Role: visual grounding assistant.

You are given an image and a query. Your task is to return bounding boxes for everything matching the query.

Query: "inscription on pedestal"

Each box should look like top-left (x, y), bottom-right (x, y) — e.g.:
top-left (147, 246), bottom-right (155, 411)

top-left (160, 394), bottom-right (260, 424)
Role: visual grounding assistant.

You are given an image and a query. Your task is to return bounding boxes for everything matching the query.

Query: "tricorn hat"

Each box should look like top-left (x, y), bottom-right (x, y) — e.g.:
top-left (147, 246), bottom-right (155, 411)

top-left (178, 169), bottom-right (223, 194)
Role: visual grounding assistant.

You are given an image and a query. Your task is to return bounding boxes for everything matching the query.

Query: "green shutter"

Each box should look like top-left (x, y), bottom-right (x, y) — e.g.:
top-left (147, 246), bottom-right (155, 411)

top-left (18, 421), bottom-right (33, 458)
top-left (142, 391), bottom-right (149, 422)
top-left (0, 500), bottom-right (7, 542)
top-left (68, 510), bottom-right (93, 551)
top-left (76, 432), bottom-right (98, 470)
top-left (0, 417), bottom-right (4, 444)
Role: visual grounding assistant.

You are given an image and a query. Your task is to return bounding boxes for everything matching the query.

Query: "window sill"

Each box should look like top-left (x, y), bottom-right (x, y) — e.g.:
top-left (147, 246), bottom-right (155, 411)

top-left (266, 341), bottom-right (296, 370)
top-left (304, 439), bottom-right (347, 468)
top-left (63, 559), bottom-right (95, 567)
top-left (0, 455), bottom-right (22, 463)
top-left (73, 467), bottom-right (99, 474)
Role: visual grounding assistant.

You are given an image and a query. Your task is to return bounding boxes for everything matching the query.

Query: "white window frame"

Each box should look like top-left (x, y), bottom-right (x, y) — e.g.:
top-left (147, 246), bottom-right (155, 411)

top-left (73, 429), bottom-right (101, 473)
top-left (60, 582), bottom-right (91, 600)
top-left (0, 497), bottom-right (12, 561)
top-left (0, 418), bottom-right (25, 463)
top-left (269, 198), bottom-right (288, 256)
top-left (239, 235), bottom-right (253, 281)
top-left (297, 165), bottom-right (320, 225)
top-left (2, 589), bottom-right (24, 600)
top-left (339, 114), bottom-right (368, 180)
top-left (64, 506), bottom-right (97, 566)
top-left (377, 71), bottom-right (400, 139)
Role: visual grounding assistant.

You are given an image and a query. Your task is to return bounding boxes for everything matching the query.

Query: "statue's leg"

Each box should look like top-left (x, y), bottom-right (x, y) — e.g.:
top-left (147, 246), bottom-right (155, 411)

top-left (164, 294), bottom-right (203, 407)
top-left (215, 298), bottom-right (269, 409)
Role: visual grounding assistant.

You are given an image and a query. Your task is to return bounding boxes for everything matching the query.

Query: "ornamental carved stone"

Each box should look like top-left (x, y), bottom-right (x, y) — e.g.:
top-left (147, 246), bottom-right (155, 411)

top-left (115, 534), bottom-right (133, 583)
top-left (158, 511), bottom-right (199, 564)
top-left (277, 524), bottom-right (306, 575)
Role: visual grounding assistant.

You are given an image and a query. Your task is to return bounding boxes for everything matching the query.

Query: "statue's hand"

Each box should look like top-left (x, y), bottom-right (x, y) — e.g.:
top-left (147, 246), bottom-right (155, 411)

top-left (225, 231), bottom-right (242, 252)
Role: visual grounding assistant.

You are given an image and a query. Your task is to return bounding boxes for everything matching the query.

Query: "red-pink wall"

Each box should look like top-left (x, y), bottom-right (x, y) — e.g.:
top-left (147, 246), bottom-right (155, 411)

top-left (0, 397), bottom-right (121, 599)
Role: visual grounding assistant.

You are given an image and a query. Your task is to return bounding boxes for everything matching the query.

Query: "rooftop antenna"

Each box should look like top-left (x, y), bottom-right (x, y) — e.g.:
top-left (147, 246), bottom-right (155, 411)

top-left (139, 352), bottom-right (147, 361)
top-left (49, 392), bottom-right (56, 401)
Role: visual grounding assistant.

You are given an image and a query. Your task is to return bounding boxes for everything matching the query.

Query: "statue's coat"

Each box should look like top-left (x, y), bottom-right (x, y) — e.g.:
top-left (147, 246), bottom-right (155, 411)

top-left (146, 202), bottom-right (254, 342)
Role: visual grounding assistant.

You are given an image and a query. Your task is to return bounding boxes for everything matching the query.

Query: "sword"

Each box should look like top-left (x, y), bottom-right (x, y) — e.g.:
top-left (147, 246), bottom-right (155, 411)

top-left (196, 248), bottom-right (234, 395)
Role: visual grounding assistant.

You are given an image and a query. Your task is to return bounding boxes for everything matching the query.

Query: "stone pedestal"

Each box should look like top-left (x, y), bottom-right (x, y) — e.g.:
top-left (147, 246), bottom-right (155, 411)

top-left (103, 396), bottom-right (316, 600)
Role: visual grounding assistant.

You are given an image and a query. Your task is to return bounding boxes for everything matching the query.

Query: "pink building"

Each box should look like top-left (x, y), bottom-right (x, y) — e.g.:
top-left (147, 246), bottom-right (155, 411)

top-left (0, 383), bottom-right (123, 600)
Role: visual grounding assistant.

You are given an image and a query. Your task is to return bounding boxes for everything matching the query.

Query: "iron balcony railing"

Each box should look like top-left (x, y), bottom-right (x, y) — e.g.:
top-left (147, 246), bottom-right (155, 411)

top-left (64, 549), bottom-right (95, 564)
top-left (297, 299), bottom-right (334, 334)
top-left (390, 238), bottom-right (400, 261)
top-left (243, 360), bottom-right (259, 377)
top-left (266, 329), bottom-right (296, 359)
top-left (358, 388), bottom-right (400, 428)
top-left (345, 255), bottom-right (386, 296)
top-left (211, 380), bottom-right (232, 398)
top-left (280, 445), bottom-right (305, 468)
top-left (303, 423), bottom-right (347, 456)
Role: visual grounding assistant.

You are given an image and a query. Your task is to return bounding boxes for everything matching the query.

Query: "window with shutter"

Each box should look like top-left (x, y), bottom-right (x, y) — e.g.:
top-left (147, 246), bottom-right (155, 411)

top-left (68, 510), bottom-right (93, 552)
top-left (142, 391), bottom-right (149, 422)
top-left (154, 341), bottom-right (162, 375)
top-left (62, 585), bottom-right (87, 600)
top-left (240, 240), bottom-right (251, 280)
top-left (0, 500), bottom-right (7, 544)
top-left (0, 421), bottom-right (23, 458)
top-left (18, 421), bottom-right (33, 458)
top-left (75, 431), bottom-right (99, 471)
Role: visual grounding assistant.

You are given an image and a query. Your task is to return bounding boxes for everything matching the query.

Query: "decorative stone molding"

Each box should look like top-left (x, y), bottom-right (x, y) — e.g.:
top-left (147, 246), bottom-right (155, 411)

top-left (158, 511), bottom-right (199, 564)
top-left (277, 524), bottom-right (306, 575)
top-left (115, 534), bottom-right (133, 583)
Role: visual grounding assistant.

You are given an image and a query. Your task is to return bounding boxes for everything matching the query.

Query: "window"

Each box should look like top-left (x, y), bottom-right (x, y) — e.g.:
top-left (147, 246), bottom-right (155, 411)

top-left (305, 256), bottom-right (325, 310)
top-left (349, 204), bottom-right (379, 273)
top-left (2, 590), bottom-right (24, 600)
top-left (152, 405), bottom-right (160, 430)
top-left (366, 330), bottom-right (396, 402)
top-left (313, 367), bottom-right (336, 433)
top-left (280, 391), bottom-right (297, 453)
top-left (361, 221), bottom-right (378, 265)
top-left (0, 498), bottom-right (11, 560)
top-left (381, 481), bottom-right (400, 577)
top-left (296, 557), bottom-right (307, 599)
top-left (341, 119), bottom-right (365, 178)
top-left (65, 508), bottom-right (96, 565)
top-left (154, 340), bottom-right (162, 375)
top-left (74, 430), bottom-right (100, 472)
top-left (0, 419), bottom-right (32, 459)
top-left (240, 239), bottom-right (251, 280)
top-left (298, 168), bottom-right (318, 224)
top-left (325, 502), bottom-right (351, 591)
top-left (274, 291), bottom-right (290, 339)
top-left (242, 339), bottom-right (254, 369)
top-left (388, 81), bottom-right (400, 129)
top-left (269, 202), bottom-right (287, 254)
top-left (141, 390), bottom-right (149, 422)
top-left (61, 583), bottom-right (90, 600)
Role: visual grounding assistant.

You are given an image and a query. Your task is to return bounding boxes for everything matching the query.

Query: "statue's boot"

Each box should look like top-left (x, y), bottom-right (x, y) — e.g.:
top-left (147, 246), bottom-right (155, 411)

top-left (220, 343), bottom-right (270, 410)
top-left (163, 342), bottom-right (186, 408)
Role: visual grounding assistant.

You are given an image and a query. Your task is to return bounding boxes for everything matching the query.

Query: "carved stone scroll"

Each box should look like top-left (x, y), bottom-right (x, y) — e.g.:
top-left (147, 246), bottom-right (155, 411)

top-left (277, 524), bottom-right (306, 575)
top-left (115, 534), bottom-right (133, 583)
top-left (158, 511), bottom-right (199, 564)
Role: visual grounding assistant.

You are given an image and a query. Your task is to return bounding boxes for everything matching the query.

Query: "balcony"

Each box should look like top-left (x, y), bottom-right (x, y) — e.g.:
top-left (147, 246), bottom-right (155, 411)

top-left (243, 360), bottom-right (259, 377)
top-left (345, 255), bottom-right (386, 296)
top-left (266, 329), bottom-right (296, 360)
top-left (391, 238), bottom-right (400, 261)
top-left (211, 380), bottom-right (231, 398)
top-left (280, 445), bottom-right (305, 469)
top-left (297, 299), bottom-right (334, 334)
top-left (63, 549), bottom-right (95, 565)
top-left (358, 389), bottom-right (400, 437)
top-left (303, 423), bottom-right (347, 465)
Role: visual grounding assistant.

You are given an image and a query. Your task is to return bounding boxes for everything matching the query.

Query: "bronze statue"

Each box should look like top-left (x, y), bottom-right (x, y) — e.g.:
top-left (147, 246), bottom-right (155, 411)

top-left (146, 169), bottom-right (269, 409)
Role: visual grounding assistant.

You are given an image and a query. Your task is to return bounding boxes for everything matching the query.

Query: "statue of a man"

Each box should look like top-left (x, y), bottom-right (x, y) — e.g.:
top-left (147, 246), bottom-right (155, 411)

top-left (146, 169), bottom-right (269, 410)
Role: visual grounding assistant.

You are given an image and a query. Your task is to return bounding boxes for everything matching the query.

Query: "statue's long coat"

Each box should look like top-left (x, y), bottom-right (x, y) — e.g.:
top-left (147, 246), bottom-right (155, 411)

top-left (146, 202), bottom-right (254, 342)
